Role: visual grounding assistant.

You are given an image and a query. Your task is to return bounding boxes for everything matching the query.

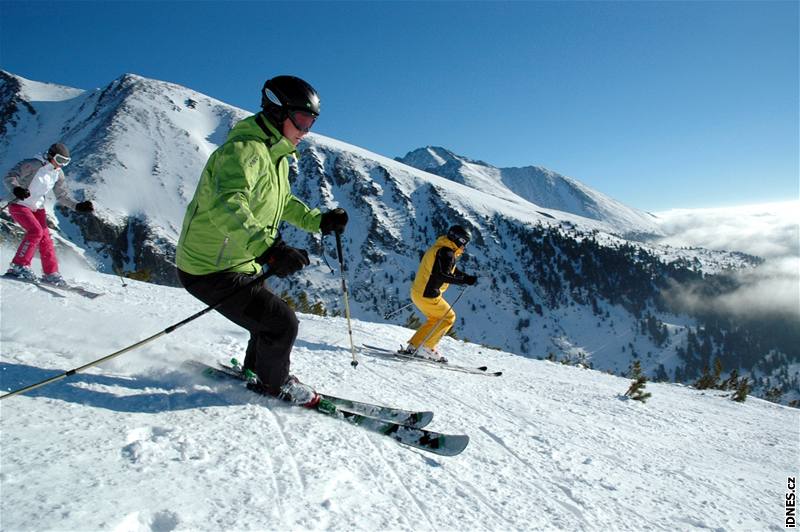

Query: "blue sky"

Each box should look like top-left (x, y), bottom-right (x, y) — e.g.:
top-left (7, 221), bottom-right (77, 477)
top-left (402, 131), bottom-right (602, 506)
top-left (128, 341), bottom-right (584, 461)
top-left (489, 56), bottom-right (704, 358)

top-left (1, 1), bottom-right (797, 211)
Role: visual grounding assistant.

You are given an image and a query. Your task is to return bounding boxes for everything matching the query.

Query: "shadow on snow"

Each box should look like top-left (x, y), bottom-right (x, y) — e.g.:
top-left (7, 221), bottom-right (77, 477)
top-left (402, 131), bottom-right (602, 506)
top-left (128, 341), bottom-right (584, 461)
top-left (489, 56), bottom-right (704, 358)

top-left (0, 361), bottom-right (251, 413)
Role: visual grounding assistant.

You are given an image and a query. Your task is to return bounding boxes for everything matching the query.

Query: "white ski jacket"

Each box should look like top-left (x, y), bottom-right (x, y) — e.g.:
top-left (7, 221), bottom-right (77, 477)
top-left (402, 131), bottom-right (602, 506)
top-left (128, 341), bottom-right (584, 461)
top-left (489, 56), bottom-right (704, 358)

top-left (3, 155), bottom-right (78, 211)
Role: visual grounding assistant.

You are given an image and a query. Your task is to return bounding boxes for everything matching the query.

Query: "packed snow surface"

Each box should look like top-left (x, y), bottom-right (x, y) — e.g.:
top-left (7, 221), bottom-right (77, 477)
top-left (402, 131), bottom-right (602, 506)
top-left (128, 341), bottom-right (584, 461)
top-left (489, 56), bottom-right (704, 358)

top-left (0, 263), bottom-right (795, 531)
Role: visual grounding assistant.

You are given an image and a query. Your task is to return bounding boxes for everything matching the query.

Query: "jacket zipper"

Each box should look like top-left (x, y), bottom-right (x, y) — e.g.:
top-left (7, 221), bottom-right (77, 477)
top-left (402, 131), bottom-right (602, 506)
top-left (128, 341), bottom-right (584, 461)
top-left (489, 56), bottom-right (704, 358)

top-left (270, 155), bottom-right (287, 232)
top-left (215, 236), bottom-right (230, 267)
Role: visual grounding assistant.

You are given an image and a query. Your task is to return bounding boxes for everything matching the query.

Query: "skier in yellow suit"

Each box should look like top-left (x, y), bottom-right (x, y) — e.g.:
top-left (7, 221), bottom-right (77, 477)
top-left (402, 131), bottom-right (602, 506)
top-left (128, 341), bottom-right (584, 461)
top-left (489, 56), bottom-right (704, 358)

top-left (403, 225), bottom-right (477, 362)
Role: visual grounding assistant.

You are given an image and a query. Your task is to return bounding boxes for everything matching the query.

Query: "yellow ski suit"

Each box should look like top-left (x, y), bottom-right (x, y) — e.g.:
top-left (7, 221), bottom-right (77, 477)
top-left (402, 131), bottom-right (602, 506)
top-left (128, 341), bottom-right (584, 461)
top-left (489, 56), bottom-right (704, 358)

top-left (408, 236), bottom-right (467, 350)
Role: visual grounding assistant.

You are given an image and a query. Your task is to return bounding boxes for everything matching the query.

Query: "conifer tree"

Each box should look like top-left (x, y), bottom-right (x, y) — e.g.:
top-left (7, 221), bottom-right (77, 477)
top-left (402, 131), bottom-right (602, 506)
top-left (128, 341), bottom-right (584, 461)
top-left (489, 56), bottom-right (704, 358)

top-left (310, 301), bottom-right (327, 317)
top-left (713, 358), bottom-right (723, 384)
top-left (625, 360), bottom-right (652, 403)
top-left (732, 378), bottom-right (750, 402)
top-left (720, 369), bottom-right (740, 391)
top-left (297, 291), bottom-right (310, 312)
top-left (695, 361), bottom-right (721, 390)
top-left (765, 387), bottom-right (784, 403)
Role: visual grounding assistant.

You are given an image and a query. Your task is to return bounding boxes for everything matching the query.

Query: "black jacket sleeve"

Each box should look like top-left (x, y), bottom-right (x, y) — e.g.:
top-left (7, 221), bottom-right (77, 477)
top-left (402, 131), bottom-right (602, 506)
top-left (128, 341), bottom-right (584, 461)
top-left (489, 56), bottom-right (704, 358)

top-left (432, 248), bottom-right (466, 284)
top-left (422, 247), bottom-right (472, 297)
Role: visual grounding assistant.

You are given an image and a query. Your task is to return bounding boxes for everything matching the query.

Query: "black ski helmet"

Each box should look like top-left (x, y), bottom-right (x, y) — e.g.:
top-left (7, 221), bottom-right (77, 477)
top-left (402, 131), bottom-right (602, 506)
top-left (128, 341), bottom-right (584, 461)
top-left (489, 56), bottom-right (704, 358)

top-left (447, 225), bottom-right (471, 248)
top-left (261, 75), bottom-right (320, 129)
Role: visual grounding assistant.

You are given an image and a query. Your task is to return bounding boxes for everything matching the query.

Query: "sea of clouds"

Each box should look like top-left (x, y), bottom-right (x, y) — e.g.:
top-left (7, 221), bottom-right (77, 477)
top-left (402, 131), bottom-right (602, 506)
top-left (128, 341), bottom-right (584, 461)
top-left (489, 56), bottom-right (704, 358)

top-left (656, 201), bottom-right (799, 319)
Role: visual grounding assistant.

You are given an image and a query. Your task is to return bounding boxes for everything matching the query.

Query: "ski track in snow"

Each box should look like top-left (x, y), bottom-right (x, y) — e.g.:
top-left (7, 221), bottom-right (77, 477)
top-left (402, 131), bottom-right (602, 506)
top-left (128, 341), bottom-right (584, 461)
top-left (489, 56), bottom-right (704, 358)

top-left (0, 269), bottom-right (796, 531)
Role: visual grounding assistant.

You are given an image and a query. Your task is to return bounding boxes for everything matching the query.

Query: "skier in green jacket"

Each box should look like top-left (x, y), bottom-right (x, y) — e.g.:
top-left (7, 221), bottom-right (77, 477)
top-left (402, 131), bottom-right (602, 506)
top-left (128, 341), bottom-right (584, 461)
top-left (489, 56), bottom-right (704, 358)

top-left (176, 75), bottom-right (348, 407)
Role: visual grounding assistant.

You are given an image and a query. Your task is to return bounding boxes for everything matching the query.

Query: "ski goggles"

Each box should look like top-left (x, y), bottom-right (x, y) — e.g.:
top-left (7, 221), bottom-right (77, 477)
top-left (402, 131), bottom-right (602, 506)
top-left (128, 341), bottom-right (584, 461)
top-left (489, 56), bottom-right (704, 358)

top-left (451, 235), bottom-right (469, 248)
top-left (288, 109), bottom-right (317, 133)
top-left (52, 154), bottom-right (71, 167)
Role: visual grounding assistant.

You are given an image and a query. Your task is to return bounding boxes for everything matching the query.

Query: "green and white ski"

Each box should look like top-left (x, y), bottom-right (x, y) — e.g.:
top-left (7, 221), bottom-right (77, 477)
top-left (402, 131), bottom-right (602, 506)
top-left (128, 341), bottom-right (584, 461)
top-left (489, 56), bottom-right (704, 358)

top-left (185, 359), bottom-right (468, 457)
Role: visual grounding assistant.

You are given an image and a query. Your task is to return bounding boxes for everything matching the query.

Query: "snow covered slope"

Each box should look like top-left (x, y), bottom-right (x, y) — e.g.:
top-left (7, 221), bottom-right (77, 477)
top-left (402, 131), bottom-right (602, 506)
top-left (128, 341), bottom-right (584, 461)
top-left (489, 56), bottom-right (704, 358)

top-left (0, 265), bottom-right (794, 531)
top-left (397, 146), bottom-right (662, 238)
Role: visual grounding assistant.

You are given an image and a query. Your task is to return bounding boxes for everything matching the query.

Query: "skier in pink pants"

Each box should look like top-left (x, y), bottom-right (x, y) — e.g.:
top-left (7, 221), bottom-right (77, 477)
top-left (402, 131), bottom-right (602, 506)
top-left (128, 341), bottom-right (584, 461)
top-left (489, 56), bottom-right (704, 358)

top-left (3, 143), bottom-right (94, 286)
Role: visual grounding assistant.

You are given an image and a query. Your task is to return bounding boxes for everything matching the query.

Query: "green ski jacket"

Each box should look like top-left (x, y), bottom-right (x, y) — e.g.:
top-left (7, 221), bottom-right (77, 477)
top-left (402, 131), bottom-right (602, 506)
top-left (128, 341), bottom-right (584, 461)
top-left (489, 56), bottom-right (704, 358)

top-left (176, 113), bottom-right (322, 275)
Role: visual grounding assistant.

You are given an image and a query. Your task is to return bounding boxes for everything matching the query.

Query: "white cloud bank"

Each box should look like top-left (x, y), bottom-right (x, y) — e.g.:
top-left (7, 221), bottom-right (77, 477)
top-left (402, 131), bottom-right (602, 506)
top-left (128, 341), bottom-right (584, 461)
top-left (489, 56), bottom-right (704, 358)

top-left (655, 201), bottom-right (799, 259)
top-left (655, 201), bottom-right (799, 319)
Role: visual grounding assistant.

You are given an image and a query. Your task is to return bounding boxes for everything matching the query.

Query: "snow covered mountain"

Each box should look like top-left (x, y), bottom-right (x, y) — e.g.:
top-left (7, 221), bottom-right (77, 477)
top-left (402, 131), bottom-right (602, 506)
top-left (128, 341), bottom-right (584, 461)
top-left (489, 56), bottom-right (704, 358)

top-left (0, 70), bottom-right (685, 286)
top-left (396, 146), bottom-right (662, 239)
top-left (0, 269), bottom-right (794, 531)
top-left (1, 70), bottom-right (795, 405)
top-left (0, 70), bottom-right (247, 283)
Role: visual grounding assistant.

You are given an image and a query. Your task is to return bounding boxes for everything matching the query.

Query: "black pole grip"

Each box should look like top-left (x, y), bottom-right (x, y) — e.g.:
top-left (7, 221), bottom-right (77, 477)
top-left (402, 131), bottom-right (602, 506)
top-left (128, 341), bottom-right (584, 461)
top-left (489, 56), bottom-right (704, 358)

top-left (335, 231), bottom-right (344, 264)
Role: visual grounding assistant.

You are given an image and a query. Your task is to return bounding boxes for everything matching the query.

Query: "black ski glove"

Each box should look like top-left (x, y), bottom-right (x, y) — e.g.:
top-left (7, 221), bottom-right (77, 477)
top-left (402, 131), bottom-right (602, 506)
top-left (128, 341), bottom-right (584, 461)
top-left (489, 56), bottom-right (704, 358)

top-left (319, 208), bottom-right (349, 235)
top-left (462, 273), bottom-right (478, 286)
top-left (76, 201), bottom-right (94, 213)
top-left (13, 186), bottom-right (30, 200)
top-left (256, 239), bottom-right (310, 277)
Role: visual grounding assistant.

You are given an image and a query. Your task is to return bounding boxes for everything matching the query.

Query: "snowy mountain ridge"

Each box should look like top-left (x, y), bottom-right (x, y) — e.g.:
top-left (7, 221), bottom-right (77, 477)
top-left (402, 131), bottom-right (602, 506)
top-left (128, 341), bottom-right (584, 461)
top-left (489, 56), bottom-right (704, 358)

top-left (396, 146), bottom-right (662, 239)
top-left (0, 70), bottom-right (704, 263)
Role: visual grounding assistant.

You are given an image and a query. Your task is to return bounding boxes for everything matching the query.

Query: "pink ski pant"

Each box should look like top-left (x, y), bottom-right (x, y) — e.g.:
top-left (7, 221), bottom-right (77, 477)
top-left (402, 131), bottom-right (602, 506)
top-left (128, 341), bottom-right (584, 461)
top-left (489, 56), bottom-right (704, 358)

top-left (8, 204), bottom-right (59, 275)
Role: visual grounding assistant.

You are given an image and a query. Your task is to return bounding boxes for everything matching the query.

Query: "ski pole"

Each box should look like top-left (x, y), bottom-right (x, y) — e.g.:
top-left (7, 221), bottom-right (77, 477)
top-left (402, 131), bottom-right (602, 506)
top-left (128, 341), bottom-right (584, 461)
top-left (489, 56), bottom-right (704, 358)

top-left (384, 302), bottom-right (413, 320)
top-left (411, 286), bottom-right (468, 356)
top-left (334, 231), bottom-right (358, 369)
top-left (0, 198), bottom-right (17, 210)
top-left (87, 211), bottom-right (128, 288)
top-left (0, 269), bottom-right (275, 400)
top-left (112, 264), bottom-right (129, 288)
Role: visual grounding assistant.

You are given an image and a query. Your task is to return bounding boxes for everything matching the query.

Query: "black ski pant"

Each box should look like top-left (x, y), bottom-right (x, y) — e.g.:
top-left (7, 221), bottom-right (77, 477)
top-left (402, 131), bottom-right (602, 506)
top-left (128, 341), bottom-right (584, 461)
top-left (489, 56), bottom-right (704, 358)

top-left (177, 269), bottom-right (298, 393)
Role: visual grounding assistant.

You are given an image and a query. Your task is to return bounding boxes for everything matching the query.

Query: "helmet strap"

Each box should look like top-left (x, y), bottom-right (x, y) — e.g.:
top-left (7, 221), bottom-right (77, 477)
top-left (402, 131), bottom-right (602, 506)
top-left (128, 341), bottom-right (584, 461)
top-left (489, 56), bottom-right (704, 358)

top-left (256, 112), bottom-right (284, 146)
top-left (261, 105), bottom-right (286, 131)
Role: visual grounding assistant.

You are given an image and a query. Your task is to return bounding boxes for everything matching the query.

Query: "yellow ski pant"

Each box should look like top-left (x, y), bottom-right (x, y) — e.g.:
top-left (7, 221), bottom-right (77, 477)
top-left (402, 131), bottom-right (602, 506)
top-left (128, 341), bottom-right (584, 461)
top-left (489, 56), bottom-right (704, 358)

top-left (407, 291), bottom-right (456, 350)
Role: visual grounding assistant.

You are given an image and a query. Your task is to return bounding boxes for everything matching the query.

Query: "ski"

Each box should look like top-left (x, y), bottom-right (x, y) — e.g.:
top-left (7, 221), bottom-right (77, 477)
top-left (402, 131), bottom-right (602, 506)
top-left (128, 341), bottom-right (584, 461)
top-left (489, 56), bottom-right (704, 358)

top-left (212, 359), bottom-right (434, 429)
top-left (315, 404), bottom-right (468, 457)
top-left (361, 344), bottom-right (503, 377)
top-left (185, 359), bottom-right (467, 456)
top-left (2, 274), bottom-right (67, 298)
top-left (315, 394), bottom-right (433, 428)
top-left (41, 282), bottom-right (103, 299)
